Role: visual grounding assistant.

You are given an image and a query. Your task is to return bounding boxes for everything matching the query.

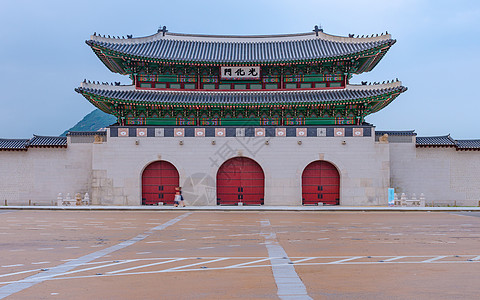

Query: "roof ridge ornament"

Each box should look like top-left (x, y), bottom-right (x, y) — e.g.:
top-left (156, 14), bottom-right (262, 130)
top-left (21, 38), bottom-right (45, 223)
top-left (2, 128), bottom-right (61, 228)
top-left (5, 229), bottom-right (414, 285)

top-left (313, 25), bottom-right (323, 36)
top-left (158, 25), bottom-right (168, 36)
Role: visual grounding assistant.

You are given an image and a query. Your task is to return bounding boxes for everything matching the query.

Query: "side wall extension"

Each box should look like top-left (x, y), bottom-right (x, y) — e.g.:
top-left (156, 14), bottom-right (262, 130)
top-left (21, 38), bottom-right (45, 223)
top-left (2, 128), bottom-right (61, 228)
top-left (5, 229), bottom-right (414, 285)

top-left (389, 143), bottom-right (480, 206)
top-left (0, 143), bottom-right (92, 205)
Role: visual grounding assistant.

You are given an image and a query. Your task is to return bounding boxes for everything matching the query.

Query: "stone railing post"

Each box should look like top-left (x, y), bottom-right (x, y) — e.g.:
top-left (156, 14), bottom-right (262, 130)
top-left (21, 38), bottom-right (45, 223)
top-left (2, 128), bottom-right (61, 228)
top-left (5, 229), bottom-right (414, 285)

top-left (419, 193), bottom-right (426, 207)
top-left (82, 193), bottom-right (90, 205)
top-left (400, 193), bottom-right (407, 206)
top-left (75, 193), bottom-right (82, 206)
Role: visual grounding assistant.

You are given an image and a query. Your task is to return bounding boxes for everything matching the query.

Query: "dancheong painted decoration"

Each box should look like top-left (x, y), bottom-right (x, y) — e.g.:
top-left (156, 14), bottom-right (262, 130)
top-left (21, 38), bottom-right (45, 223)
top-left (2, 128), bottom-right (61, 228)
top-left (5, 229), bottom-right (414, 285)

top-left (76, 26), bottom-right (406, 126)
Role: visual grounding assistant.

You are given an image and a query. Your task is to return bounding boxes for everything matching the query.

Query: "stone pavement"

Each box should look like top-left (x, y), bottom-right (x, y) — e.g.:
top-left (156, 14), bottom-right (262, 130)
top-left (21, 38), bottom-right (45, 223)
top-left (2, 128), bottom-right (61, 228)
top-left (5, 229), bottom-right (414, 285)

top-left (1, 205), bottom-right (480, 212)
top-left (1, 210), bottom-right (480, 299)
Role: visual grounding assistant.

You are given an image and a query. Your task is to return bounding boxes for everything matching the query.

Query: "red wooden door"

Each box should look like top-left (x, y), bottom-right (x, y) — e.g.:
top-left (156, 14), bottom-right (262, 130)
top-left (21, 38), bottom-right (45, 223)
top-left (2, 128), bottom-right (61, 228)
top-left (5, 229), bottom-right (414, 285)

top-left (302, 161), bottom-right (339, 205)
top-left (217, 157), bottom-right (264, 205)
top-left (142, 161), bottom-right (179, 205)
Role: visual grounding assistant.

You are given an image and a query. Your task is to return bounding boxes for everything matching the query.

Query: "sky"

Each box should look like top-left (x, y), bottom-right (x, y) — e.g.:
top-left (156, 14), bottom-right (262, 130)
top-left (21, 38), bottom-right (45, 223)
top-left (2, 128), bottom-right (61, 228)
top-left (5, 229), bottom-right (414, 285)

top-left (0, 0), bottom-right (479, 139)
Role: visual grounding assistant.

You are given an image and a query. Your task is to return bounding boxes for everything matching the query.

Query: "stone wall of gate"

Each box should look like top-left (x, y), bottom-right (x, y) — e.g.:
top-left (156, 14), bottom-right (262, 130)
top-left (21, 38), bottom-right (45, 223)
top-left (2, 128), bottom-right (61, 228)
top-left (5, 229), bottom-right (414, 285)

top-left (90, 127), bottom-right (390, 206)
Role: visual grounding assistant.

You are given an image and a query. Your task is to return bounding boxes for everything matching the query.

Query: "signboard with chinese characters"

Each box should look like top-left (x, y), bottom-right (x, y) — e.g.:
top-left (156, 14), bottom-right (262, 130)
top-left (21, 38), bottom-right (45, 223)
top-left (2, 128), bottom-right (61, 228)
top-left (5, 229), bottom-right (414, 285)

top-left (220, 66), bottom-right (260, 80)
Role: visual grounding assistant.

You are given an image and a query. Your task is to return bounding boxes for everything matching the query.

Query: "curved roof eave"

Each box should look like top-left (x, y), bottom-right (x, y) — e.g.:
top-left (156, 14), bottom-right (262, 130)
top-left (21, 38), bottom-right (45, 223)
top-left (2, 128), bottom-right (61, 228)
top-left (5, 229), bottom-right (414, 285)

top-left (75, 81), bottom-right (406, 107)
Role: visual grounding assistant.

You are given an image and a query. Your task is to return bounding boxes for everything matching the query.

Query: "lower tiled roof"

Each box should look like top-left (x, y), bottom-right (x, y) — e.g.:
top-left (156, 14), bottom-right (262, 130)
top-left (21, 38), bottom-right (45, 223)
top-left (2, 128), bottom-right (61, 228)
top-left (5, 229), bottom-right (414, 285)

top-left (416, 135), bottom-right (480, 151)
top-left (0, 139), bottom-right (30, 150)
top-left (416, 135), bottom-right (456, 147)
top-left (29, 135), bottom-right (67, 147)
top-left (456, 140), bottom-right (480, 150)
top-left (0, 136), bottom-right (67, 150)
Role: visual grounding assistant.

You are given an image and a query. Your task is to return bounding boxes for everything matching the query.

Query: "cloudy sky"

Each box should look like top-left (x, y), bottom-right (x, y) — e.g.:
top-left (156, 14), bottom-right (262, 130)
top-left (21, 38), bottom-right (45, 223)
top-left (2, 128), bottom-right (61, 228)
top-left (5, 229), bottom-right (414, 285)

top-left (1, 0), bottom-right (479, 138)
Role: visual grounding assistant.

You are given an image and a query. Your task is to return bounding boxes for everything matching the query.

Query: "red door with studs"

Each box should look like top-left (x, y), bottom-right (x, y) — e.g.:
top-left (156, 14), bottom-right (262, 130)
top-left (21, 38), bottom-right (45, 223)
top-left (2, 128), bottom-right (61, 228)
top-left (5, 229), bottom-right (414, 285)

top-left (217, 157), bottom-right (264, 205)
top-left (142, 161), bottom-right (179, 205)
top-left (302, 161), bottom-right (340, 205)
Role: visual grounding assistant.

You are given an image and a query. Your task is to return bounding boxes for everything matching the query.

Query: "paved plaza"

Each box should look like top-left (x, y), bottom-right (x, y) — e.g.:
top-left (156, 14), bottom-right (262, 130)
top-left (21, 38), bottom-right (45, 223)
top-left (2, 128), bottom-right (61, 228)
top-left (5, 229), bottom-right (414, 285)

top-left (1, 210), bottom-right (480, 299)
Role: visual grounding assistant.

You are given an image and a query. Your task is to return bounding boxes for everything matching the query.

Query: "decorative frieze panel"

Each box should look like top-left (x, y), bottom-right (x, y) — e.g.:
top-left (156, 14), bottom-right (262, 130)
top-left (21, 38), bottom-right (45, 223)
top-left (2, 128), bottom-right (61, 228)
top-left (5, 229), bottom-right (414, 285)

top-left (215, 128), bottom-right (226, 137)
top-left (118, 128), bottom-right (129, 137)
top-left (136, 128), bottom-right (147, 137)
top-left (296, 128), bottom-right (307, 137)
top-left (195, 128), bottom-right (205, 137)
top-left (255, 128), bottom-right (265, 137)
top-left (353, 128), bottom-right (364, 137)
top-left (174, 128), bottom-right (184, 137)
top-left (334, 128), bottom-right (345, 137)
top-left (236, 128), bottom-right (245, 137)
top-left (276, 128), bottom-right (286, 137)
top-left (155, 128), bottom-right (164, 137)
top-left (110, 126), bottom-right (371, 138)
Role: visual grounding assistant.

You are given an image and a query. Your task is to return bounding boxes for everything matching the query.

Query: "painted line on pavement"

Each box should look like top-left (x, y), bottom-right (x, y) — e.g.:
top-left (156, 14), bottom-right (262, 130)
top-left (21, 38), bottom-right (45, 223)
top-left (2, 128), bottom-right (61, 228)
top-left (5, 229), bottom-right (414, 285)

top-left (0, 212), bottom-right (192, 299)
top-left (1, 265), bottom-right (23, 268)
top-left (260, 220), bottom-right (312, 300)
top-left (54, 260), bottom-right (135, 277)
top-left (159, 258), bottom-right (228, 273)
top-left (2, 256), bottom-right (480, 285)
top-left (382, 256), bottom-right (406, 262)
top-left (291, 257), bottom-right (318, 264)
top-left (224, 258), bottom-right (272, 269)
top-left (422, 256), bottom-right (448, 263)
top-left (107, 258), bottom-right (188, 275)
top-left (328, 257), bottom-right (363, 264)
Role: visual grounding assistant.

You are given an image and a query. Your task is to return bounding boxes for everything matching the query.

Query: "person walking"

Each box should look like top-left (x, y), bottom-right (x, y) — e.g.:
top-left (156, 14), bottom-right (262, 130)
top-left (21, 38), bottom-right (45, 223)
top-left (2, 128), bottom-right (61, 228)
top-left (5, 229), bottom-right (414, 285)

top-left (174, 188), bottom-right (181, 207)
top-left (179, 187), bottom-right (186, 207)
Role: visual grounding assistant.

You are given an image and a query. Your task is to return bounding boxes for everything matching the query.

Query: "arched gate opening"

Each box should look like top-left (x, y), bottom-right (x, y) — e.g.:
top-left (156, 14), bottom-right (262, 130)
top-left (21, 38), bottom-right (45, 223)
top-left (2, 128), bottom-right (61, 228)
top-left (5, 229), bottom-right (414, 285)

top-left (142, 161), bottom-right (179, 205)
top-left (302, 160), bottom-right (340, 205)
top-left (217, 157), bottom-right (264, 205)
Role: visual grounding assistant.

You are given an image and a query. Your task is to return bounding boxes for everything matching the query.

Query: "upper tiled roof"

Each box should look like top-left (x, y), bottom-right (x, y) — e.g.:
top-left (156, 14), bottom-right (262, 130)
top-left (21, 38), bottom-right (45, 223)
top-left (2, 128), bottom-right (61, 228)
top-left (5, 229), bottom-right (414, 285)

top-left (375, 130), bottom-right (416, 136)
top-left (75, 81), bottom-right (406, 106)
top-left (0, 139), bottom-right (30, 150)
top-left (416, 135), bottom-right (456, 146)
top-left (29, 135), bottom-right (67, 147)
top-left (87, 30), bottom-right (394, 66)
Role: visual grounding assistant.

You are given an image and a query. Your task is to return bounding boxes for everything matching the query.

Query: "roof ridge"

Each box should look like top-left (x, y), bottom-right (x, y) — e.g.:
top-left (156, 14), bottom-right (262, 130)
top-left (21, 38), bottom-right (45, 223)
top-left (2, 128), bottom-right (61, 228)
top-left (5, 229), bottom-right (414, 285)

top-left (417, 134), bottom-right (451, 138)
top-left (32, 135), bottom-right (66, 138)
top-left (0, 138), bottom-right (30, 140)
top-left (89, 29), bottom-right (392, 45)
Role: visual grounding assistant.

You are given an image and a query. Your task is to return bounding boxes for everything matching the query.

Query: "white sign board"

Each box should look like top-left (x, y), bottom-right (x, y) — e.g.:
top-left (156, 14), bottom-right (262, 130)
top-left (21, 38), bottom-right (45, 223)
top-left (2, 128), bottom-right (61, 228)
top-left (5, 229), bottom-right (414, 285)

top-left (220, 66), bottom-right (260, 80)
